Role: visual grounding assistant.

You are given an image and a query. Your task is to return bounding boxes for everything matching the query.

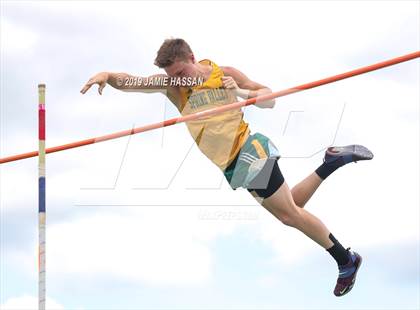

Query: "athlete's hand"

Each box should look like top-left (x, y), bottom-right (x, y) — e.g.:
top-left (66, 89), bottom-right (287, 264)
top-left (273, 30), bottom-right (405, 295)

top-left (221, 76), bottom-right (239, 90)
top-left (80, 72), bottom-right (109, 95)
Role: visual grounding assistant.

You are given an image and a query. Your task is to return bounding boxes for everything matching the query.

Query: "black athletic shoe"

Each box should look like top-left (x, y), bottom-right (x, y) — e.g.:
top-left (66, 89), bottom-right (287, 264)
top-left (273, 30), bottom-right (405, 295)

top-left (324, 145), bottom-right (374, 166)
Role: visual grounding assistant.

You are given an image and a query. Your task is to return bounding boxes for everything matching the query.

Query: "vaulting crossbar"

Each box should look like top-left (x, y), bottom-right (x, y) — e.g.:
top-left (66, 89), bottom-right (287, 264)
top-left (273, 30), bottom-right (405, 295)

top-left (0, 51), bottom-right (419, 165)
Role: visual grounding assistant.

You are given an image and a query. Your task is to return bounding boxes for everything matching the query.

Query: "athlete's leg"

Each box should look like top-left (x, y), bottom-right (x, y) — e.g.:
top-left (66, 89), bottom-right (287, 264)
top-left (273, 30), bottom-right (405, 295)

top-left (290, 145), bottom-right (374, 208)
top-left (250, 182), bottom-right (332, 248)
top-left (249, 179), bottom-right (362, 297)
top-left (248, 157), bottom-right (366, 296)
top-left (290, 172), bottom-right (323, 208)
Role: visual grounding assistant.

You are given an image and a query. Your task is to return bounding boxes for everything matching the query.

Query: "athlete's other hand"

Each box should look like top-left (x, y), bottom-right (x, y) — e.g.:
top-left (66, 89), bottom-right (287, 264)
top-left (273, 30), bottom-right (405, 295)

top-left (80, 72), bottom-right (109, 95)
top-left (221, 76), bottom-right (239, 90)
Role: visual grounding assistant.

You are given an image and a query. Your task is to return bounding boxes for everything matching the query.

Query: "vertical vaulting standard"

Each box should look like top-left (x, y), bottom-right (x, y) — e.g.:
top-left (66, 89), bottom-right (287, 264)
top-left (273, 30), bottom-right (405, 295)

top-left (38, 84), bottom-right (46, 310)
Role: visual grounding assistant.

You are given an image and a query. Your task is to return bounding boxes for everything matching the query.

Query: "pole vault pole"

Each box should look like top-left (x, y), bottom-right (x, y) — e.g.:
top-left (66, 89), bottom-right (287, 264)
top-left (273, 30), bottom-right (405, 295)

top-left (38, 84), bottom-right (46, 310)
top-left (0, 51), bottom-right (419, 165)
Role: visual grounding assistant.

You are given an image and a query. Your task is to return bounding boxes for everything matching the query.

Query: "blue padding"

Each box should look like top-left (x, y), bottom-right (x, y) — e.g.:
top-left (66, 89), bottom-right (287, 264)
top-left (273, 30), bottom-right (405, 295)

top-left (39, 177), bottom-right (46, 212)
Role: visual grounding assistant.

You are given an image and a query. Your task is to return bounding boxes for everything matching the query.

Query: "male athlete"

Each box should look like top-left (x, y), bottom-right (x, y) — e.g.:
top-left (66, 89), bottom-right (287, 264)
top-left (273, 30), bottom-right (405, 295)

top-left (81, 38), bottom-right (373, 296)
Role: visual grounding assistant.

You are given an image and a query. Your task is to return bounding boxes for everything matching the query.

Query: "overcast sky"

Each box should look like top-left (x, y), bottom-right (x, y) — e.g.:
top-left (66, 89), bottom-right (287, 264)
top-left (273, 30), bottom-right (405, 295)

top-left (0, 1), bottom-right (419, 309)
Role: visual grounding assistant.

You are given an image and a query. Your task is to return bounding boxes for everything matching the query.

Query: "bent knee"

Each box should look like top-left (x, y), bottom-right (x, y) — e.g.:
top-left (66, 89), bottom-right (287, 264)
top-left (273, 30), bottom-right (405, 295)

top-left (276, 207), bottom-right (302, 227)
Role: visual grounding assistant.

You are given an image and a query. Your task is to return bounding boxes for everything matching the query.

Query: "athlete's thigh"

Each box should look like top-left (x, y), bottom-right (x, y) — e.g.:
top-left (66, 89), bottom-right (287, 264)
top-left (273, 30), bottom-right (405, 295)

top-left (250, 182), bottom-right (298, 217)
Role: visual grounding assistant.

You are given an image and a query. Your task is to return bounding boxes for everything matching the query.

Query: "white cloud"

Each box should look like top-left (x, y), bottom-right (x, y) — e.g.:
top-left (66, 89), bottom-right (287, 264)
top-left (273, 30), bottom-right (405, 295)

top-left (0, 295), bottom-right (65, 310)
top-left (0, 19), bottom-right (39, 54)
top-left (47, 212), bottom-right (213, 286)
top-left (8, 208), bottom-right (254, 287)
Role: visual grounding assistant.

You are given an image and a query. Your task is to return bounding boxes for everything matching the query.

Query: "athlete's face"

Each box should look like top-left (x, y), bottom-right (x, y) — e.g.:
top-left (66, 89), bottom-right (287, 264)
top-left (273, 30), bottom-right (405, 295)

top-left (164, 55), bottom-right (198, 79)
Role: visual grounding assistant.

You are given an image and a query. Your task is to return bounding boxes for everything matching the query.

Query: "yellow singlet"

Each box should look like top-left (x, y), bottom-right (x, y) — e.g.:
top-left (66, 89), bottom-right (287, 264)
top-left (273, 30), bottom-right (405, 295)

top-left (176, 59), bottom-right (250, 171)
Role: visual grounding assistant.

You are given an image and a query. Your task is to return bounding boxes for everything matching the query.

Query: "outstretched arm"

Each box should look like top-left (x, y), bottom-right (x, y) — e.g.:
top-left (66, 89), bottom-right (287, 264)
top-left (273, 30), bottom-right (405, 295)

top-left (220, 66), bottom-right (275, 109)
top-left (80, 72), bottom-right (170, 95)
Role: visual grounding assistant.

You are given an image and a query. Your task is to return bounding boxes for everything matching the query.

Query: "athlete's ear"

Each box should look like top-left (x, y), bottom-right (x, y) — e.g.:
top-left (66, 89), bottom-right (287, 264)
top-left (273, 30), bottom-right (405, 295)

top-left (190, 53), bottom-right (196, 63)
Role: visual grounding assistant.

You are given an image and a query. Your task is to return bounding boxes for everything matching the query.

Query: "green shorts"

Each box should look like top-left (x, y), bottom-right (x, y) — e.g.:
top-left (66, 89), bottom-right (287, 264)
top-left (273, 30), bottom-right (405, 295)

top-left (223, 132), bottom-right (281, 190)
